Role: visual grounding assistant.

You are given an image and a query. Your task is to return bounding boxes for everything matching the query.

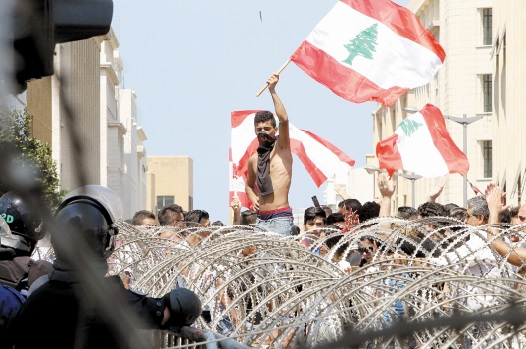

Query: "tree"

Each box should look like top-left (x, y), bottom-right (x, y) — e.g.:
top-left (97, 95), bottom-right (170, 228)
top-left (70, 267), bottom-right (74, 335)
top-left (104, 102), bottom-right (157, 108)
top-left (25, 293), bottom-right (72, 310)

top-left (0, 107), bottom-right (65, 206)
top-left (342, 23), bottom-right (379, 65)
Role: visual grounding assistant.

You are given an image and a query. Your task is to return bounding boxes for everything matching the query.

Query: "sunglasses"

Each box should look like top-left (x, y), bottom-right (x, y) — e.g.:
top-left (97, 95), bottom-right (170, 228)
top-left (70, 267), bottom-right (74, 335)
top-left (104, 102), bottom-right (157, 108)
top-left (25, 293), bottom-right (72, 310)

top-left (357, 246), bottom-right (375, 254)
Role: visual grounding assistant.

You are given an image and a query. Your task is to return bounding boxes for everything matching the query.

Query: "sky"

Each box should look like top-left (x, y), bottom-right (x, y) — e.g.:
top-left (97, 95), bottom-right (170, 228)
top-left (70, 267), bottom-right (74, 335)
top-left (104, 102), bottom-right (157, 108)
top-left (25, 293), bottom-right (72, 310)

top-left (113, 0), bottom-right (410, 223)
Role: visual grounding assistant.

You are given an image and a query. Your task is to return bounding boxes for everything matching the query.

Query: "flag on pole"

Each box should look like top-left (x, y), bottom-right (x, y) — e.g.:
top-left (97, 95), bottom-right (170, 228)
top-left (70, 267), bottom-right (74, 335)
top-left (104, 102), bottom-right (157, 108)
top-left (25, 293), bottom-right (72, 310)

top-left (376, 104), bottom-right (469, 177)
top-left (290, 0), bottom-right (445, 106)
top-left (229, 148), bottom-right (252, 210)
top-left (467, 178), bottom-right (483, 196)
top-left (231, 110), bottom-right (355, 206)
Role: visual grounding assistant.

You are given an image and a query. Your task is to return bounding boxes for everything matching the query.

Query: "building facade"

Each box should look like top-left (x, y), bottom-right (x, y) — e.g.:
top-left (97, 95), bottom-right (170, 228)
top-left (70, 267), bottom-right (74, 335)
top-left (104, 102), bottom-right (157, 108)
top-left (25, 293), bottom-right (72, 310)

top-left (492, 1), bottom-right (526, 207)
top-left (146, 156), bottom-right (193, 213)
top-left (29, 37), bottom-right (104, 191)
top-left (368, 0), bottom-right (495, 213)
top-left (26, 27), bottom-right (149, 216)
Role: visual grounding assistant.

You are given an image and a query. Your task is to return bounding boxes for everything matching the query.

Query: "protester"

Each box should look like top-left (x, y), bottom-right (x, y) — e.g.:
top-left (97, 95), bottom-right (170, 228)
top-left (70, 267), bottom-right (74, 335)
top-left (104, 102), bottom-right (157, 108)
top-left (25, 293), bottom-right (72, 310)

top-left (185, 209), bottom-right (211, 227)
top-left (486, 186), bottom-right (526, 267)
top-left (158, 203), bottom-right (186, 240)
top-left (9, 185), bottom-right (202, 349)
top-left (131, 210), bottom-right (158, 226)
top-left (301, 207), bottom-right (327, 255)
top-left (246, 73), bottom-right (293, 236)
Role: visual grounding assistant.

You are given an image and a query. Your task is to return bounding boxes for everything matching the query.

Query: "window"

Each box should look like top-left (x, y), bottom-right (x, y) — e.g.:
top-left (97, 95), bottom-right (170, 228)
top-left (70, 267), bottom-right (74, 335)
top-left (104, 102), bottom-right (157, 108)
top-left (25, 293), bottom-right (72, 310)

top-left (483, 74), bottom-right (492, 112)
top-left (482, 8), bottom-right (492, 45)
top-left (482, 140), bottom-right (492, 178)
top-left (157, 195), bottom-right (174, 209)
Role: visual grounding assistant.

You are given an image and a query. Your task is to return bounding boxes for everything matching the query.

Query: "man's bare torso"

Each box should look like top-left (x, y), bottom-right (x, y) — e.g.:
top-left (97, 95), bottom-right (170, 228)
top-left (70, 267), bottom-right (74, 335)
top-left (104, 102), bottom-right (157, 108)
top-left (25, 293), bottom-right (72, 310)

top-left (248, 145), bottom-right (292, 212)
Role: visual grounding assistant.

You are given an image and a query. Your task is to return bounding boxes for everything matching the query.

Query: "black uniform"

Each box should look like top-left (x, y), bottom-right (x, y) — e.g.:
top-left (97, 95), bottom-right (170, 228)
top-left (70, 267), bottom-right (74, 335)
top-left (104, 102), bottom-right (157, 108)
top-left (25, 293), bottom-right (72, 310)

top-left (10, 263), bottom-right (167, 349)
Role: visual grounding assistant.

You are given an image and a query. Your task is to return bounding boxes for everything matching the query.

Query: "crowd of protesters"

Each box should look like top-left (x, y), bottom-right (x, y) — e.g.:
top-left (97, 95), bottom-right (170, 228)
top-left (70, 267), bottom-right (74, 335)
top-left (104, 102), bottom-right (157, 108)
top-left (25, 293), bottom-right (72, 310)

top-left (2, 72), bottom-right (526, 347)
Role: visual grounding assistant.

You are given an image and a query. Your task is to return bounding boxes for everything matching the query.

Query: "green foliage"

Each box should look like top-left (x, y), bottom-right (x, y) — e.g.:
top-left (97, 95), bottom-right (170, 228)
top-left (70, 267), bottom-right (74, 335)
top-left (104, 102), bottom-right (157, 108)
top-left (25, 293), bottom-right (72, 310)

top-left (0, 107), bottom-right (66, 206)
top-left (343, 23), bottom-right (379, 65)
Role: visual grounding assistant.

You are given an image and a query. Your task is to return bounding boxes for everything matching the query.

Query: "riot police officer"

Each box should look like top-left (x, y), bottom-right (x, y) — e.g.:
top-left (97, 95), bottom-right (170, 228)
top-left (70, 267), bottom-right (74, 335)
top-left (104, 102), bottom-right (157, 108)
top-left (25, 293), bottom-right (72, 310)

top-left (10, 185), bottom-right (202, 349)
top-left (0, 191), bottom-right (52, 347)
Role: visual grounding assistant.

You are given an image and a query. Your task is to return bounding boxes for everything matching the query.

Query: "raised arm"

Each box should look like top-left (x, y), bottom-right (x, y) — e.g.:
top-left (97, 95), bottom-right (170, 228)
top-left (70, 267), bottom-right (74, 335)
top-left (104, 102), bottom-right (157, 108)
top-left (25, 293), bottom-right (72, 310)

top-left (267, 73), bottom-right (290, 150)
top-left (486, 186), bottom-right (526, 266)
top-left (378, 172), bottom-right (396, 217)
top-left (428, 176), bottom-right (446, 202)
top-left (230, 196), bottom-right (241, 225)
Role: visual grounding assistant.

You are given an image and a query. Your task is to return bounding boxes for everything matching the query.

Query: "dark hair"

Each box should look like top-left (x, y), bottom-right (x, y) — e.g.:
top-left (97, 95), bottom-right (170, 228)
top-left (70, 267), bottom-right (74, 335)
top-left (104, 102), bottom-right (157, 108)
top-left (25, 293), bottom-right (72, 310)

top-left (327, 212), bottom-right (345, 225)
top-left (240, 210), bottom-right (257, 225)
top-left (304, 206), bottom-right (326, 225)
top-left (212, 221), bottom-right (224, 226)
top-left (290, 225), bottom-right (301, 236)
top-left (254, 111), bottom-right (276, 127)
top-left (417, 202), bottom-right (447, 218)
top-left (131, 210), bottom-right (156, 226)
top-left (321, 205), bottom-right (332, 218)
top-left (398, 206), bottom-right (418, 220)
top-left (509, 206), bottom-right (520, 218)
top-left (339, 199), bottom-right (362, 213)
top-left (325, 230), bottom-right (348, 257)
top-left (444, 203), bottom-right (459, 214)
top-left (359, 201), bottom-right (380, 222)
top-left (158, 204), bottom-right (184, 226)
top-left (185, 209), bottom-right (209, 225)
top-left (499, 209), bottom-right (511, 224)
top-left (448, 207), bottom-right (467, 221)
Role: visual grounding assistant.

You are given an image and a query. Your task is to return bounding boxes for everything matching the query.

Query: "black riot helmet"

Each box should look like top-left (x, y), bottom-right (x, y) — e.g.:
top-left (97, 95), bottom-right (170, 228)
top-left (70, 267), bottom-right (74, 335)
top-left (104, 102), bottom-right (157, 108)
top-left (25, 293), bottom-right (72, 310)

top-left (0, 191), bottom-right (45, 255)
top-left (53, 185), bottom-right (123, 260)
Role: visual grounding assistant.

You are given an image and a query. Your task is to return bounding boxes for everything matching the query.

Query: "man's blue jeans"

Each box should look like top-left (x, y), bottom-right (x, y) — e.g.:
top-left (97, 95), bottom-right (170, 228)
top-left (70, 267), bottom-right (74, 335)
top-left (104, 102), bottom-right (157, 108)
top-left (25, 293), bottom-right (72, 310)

top-left (256, 216), bottom-right (293, 236)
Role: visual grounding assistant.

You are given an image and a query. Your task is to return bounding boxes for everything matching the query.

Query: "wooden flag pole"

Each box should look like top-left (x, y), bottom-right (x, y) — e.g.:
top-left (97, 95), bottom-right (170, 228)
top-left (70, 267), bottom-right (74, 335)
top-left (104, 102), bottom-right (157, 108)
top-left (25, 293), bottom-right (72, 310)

top-left (255, 59), bottom-right (292, 97)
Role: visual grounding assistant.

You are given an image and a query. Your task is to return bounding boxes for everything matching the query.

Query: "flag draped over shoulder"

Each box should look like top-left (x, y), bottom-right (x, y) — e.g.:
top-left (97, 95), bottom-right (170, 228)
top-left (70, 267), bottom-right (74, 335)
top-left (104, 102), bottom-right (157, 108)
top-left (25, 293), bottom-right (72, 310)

top-left (231, 110), bottom-right (355, 208)
top-left (290, 0), bottom-right (445, 106)
top-left (376, 104), bottom-right (469, 178)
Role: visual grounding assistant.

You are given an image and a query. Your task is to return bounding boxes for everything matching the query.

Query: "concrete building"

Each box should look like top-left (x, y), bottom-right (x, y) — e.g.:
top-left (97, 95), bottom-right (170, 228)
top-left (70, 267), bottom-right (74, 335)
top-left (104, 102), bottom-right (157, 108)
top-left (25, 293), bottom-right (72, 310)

top-left (367, 0), bottom-right (495, 214)
top-left (146, 156), bottom-right (193, 213)
top-left (26, 27), bottom-right (149, 216)
top-left (323, 167), bottom-right (375, 212)
top-left (492, 1), bottom-right (526, 206)
top-left (120, 89), bottom-right (148, 219)
top-left (28, 38), bottom-right (104, 191)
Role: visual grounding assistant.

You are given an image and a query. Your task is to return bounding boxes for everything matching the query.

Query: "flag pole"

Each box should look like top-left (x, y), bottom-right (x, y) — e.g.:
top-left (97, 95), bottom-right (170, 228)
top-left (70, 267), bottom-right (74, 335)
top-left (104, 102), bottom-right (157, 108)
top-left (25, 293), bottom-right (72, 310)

top-left (255, 59), bottom-right (292, 97)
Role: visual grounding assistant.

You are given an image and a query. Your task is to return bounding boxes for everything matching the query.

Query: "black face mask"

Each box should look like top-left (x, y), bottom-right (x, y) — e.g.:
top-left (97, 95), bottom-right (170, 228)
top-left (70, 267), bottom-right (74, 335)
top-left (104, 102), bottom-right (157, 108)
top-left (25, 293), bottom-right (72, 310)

top-left (257, 132), bottom-right (276, 150)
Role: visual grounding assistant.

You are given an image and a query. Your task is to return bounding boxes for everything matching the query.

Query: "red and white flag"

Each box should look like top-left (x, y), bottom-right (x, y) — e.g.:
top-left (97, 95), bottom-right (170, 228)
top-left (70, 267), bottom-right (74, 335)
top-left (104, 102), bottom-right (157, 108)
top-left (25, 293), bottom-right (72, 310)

top-left (229, 148), bottom-right (252, 210)
top-left (290, 0), bottom-right (445, 106)
top-left (231, 110), bottom-right (355, 208)
top-left (376, 104), bottom-right (469, 177)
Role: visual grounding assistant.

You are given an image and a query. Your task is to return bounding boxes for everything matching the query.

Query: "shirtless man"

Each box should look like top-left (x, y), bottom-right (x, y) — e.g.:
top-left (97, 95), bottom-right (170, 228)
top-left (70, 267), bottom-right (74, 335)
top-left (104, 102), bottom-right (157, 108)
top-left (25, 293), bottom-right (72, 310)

top-left (246, 73), bottom-right (293, 236)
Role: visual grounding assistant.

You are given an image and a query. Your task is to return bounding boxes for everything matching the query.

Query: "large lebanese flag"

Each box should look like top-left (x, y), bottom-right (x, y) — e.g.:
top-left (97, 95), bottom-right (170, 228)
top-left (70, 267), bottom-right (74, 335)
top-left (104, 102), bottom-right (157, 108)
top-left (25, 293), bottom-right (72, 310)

top-left (376, 104), bottom-right (469, 177)
top-left (231, 110), bottom-right (355, 205)
top-left (290, 0), bottom-right (445, 106)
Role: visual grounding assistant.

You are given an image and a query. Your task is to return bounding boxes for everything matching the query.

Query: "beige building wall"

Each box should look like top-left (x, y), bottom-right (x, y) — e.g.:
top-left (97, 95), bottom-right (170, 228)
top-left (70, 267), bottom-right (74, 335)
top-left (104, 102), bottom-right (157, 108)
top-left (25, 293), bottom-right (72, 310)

top-left (369, 0), bottom-right (494, 213)
top-left (492, 1), bottom-right (526, 206)
top-left (146, 172), bottom-right (156, 214)
top-left (100, 28), bottom-right (125, 200)
top-left (50, 38), bottom-right (103, 191)
top-left (27, 38), bottom-right (103, 192)
top-left (147, 156), bottom-right (193, 213)
top-left (27, 77), bottom-right (53, 145)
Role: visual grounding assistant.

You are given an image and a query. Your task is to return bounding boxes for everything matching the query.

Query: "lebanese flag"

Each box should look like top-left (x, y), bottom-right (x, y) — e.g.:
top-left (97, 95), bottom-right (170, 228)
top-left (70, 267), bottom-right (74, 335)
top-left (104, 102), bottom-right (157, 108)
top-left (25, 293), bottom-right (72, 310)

top-left (376, 104), bottom-right (469, 177)
top-left (290, 0), bottom-right (445, 106)
top-left (231, 110), bottom-right (355, 192)
top-left (229, 149), bottom-right (252, 209)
